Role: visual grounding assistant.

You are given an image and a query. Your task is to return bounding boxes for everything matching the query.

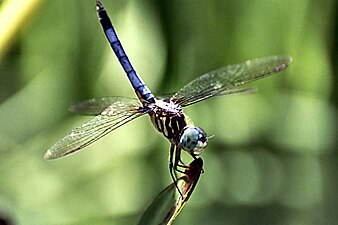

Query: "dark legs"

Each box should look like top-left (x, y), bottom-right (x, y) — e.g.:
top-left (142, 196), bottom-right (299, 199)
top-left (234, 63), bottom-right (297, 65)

top-left (169, 144), bottom-right (183, 197)
top-left (169, 144), bottom-right (199, 197)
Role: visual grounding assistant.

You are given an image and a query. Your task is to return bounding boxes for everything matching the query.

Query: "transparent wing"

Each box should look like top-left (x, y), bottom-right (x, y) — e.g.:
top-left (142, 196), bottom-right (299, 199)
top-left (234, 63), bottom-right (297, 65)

top-left (44, 100), bottom-right (148, 160)
top-left (171, 56), bottom-right (292, 106)
top-left (69, 96), bottom-right (140, 115)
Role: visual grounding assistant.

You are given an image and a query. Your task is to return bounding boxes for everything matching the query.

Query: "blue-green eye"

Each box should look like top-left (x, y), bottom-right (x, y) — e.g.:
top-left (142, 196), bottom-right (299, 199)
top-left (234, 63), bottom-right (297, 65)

top-left (180, 127), bottom-right (208, 155)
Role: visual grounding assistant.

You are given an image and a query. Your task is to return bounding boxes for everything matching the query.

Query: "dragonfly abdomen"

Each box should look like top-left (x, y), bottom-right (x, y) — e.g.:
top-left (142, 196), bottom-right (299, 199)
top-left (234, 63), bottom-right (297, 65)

top-left (97, 1), bottom-right (155, 104)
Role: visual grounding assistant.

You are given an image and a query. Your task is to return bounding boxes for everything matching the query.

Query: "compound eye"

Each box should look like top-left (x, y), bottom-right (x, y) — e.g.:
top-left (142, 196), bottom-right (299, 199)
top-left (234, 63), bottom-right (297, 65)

top-left (196, 127), bottom-right (207, 143)
top-left (180, 127), bottom-right (199, 150)
top-left (180, 127), bottom-right (208, 154)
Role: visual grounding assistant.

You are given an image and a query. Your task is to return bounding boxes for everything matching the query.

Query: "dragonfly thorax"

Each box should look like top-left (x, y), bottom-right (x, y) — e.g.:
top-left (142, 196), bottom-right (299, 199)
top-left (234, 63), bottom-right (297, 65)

top-left (179, 127), bottom-right (208, 156)
top-left (150, 99), bottom-right (208, 155)
top-left (149, 99), bottom-right (186, 143)
top-left (154, 99), bottom-right (182, 114)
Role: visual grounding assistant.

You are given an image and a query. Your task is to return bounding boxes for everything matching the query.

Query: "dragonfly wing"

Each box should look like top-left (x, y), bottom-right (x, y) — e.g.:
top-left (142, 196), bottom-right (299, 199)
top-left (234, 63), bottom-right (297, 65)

top-left (45, 101), bottom-right (148, 160)
top-left (171, 56), bottom-right (292, 107)
top-left (215, 87), bottom-right (257, 96)
top-left (69, 96), bottom-right (140, 115)
top-left (192, 87), bottom-right (257, 104)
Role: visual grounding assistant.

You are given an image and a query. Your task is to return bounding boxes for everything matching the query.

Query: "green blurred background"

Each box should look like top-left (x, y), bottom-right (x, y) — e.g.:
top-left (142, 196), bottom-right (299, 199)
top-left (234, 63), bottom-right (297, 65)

top-left (0, 0), bottom-right (337, 224)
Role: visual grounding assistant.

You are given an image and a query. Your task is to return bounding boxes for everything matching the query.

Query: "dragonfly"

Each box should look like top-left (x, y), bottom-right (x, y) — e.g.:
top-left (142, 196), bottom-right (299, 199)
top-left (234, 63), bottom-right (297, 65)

top-left (45, 0), bottom-right (292, 185)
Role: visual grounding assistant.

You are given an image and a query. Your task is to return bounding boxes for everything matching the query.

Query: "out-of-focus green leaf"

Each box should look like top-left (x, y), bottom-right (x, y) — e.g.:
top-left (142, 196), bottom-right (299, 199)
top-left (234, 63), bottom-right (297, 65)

top-left (138, 158), bottom-right (203, 225)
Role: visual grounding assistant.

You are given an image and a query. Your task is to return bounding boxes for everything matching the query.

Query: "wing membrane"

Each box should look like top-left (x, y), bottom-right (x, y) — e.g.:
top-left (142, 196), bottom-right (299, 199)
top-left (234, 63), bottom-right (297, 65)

top-left (69, 96), bottom-right (140, 115)
top-left (172, 56), bottom-right (292, 106)
top-left (45, 100), bottom-right (148, 160)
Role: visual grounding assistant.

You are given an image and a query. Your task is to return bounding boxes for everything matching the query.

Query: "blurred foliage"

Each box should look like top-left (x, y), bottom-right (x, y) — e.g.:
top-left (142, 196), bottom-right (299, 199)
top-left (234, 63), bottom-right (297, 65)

top-left (0, 0), bottom-right (337, 225)
top-left (138, 158), bottom-right (203, 225)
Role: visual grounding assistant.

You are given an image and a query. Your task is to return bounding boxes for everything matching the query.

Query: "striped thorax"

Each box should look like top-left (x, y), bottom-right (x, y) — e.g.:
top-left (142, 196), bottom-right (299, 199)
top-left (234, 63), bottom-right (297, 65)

top-left (149, 99), bottom-right (208, 155)
top-left (149, 99), bottom-right (185, 142)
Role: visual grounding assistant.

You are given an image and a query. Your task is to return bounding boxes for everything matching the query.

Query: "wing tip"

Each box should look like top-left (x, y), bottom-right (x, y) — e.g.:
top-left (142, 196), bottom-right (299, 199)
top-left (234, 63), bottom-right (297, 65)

top-left (282, 55), bottom-right (293, 65)
top-left (287, 56), bottom-right (293, 63)
top-left (44, 150), bottom-right (56, 160)
top-left (274, 55), bottom-right (292, 72)
top-left (44, 151), bottom-right (52, 160)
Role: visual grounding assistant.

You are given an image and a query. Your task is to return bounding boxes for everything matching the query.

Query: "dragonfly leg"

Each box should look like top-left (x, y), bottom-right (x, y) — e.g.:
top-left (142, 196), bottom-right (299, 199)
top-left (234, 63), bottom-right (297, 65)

top-left (176, 151), bottom-right (189, 169)
top-left (173, 147), bottom-right (186, 173)
top-left (177, 150), bottom-right (188, 168)
top-left (177, 163), bottom-right (189, 169)
top-left (169, 144), bottom-right (181, 179)
top-left (169, 144), bottom-right (184, 197)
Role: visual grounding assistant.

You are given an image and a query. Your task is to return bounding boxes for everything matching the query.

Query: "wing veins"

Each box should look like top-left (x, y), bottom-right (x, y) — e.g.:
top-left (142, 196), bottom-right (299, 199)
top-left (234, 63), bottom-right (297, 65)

top-left (171, 56), bottom-right (291, 106)
top-left (45, 108), bottom-right (148, 160)
top-left (64, 113), bottom-right (142, 156)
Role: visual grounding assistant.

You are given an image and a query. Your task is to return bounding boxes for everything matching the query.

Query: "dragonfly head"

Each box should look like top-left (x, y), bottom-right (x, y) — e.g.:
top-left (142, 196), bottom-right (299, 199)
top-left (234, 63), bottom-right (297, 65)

top-left (180, 127), bottom-right (208, 155)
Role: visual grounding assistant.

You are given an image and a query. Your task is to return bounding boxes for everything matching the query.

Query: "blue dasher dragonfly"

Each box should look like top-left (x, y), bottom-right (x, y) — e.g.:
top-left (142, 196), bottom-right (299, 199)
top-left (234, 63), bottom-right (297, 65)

top-left (45, 1), bottom-right (292, 184)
